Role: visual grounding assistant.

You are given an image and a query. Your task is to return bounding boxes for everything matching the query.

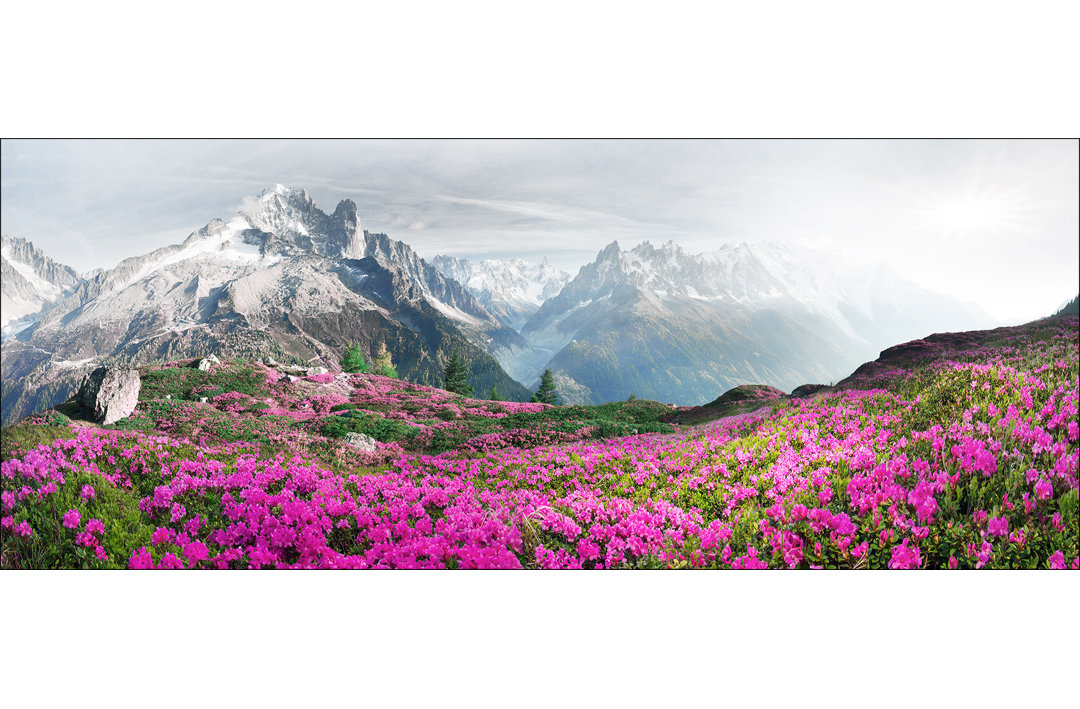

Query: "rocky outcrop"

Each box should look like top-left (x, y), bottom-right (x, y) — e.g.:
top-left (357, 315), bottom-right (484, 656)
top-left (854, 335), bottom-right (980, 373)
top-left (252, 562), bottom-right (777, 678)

top-left (791, 384), bottom-right (830, 398)
top-left (344, 432), bottom-right (378, 451)
top-left (77, 366), bottom-right (141, 424)
top-left (195, 354), bottom-right (220, 372)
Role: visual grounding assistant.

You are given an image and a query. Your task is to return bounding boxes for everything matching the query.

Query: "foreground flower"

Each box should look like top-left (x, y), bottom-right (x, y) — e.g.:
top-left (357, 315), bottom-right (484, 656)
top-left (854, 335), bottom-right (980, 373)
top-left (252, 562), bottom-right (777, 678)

top-left (62, 509), bottom-right (81, 529)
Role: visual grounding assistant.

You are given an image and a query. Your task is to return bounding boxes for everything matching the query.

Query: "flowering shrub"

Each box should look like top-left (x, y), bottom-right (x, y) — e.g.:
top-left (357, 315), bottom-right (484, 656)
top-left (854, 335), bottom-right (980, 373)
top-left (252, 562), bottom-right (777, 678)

top-left (1, 316), bottom-right (1077, 569)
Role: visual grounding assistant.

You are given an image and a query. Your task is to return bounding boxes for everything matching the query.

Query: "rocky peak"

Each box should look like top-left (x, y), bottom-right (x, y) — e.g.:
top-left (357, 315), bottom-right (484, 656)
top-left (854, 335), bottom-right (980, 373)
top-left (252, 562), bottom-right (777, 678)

top-left (242, 185), bottom-right (320, 237)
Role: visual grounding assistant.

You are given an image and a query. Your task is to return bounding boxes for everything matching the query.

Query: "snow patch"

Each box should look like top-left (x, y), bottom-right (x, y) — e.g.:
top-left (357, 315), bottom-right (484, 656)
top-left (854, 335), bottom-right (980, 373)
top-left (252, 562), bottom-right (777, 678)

top-left (428, 296), bottom-right (484, 326)
top-left (53, 357), bottom-right (95, 370)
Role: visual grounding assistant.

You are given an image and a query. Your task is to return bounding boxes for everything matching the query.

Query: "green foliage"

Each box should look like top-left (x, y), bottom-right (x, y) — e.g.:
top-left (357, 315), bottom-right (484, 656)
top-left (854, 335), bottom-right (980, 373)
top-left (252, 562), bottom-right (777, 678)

top-left (442, 349), bottom-right (473, 397)
top-left (489, 384), bottom-right (501, 401)
top-left (320, 410), bottom-right (419, 444)
top-left (341, 343), bottom-right (370, 374)
top-left (532, 368), bottom-right (559, 405)
top-left (139, 362), bottom-right (269, 401)
top-left (1, 423), bottom-right (76, 462)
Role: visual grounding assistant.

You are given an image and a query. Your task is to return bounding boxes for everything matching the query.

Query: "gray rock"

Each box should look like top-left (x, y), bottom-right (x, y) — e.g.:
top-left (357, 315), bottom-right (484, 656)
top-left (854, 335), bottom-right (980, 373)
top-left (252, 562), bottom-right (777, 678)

top-left (196, 358), bottom-right (213, 372)
top-left (343, 432), bottom-right (378, 451)
top-left (208, 354), bottom-right (221, 364)
top-left (308, 366), bottom-right (328, 376)
top-left (77, 366), bottom-right (141, 425)
top-left (199, 396), bottom-right (209, 403)
top-left (263, 356), bottom-right (278, 366)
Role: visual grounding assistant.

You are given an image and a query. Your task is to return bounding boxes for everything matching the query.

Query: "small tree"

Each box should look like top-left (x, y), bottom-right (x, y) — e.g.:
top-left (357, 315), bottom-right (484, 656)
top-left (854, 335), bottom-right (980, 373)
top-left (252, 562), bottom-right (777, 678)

top-left (442, 348), bottom-right (473, 397)
top-left (489, 384), bottom-right (501, 401)
top-left (372, 341), bottom-right (398, 378)
top-left (341, 343), bottom-right (370, 373)
top-left (531, 368), bottom-right (558, 405)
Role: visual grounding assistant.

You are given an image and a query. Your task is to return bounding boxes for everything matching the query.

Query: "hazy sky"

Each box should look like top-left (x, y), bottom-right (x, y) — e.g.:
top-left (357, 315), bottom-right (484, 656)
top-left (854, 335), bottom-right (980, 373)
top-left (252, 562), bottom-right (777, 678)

top-left (1, 139), bottom-right (1076, 323)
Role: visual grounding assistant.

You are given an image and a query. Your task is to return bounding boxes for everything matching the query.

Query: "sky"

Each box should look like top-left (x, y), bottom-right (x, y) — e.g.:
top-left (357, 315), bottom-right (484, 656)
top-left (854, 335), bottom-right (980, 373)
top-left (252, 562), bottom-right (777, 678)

top-left (1, 139), bottom-right (1076, 323)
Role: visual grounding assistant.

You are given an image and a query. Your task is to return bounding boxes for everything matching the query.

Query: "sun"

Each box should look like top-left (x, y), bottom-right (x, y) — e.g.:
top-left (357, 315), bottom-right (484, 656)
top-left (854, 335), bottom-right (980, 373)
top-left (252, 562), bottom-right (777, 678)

top-left (934, 196), bottom-right (1006, 232)
top-left (910, 187), bottom-right (1024, 237)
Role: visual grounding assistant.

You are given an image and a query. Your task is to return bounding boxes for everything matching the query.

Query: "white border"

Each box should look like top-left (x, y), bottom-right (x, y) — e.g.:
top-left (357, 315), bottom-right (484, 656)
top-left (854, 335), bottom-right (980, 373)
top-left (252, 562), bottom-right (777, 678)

top-left (1, 2), bottom-right (1078, 706)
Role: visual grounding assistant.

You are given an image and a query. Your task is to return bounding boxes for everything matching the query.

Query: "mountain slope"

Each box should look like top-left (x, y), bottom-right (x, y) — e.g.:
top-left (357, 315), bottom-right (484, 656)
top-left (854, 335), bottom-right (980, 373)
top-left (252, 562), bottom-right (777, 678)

top-left (1, 234), bottom-right (82, 339)
top-left (1, 186), bottom-right (530, 425)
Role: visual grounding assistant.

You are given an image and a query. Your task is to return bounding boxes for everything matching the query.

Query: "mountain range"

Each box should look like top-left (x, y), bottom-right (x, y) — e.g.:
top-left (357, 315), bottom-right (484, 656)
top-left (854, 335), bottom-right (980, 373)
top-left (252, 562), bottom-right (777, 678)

top-left (514, 239), bottom-right (994, 403)
top-left (1, 185), bottom-right (998, 424)
top-left (1, 186), bottom-right (532, 425)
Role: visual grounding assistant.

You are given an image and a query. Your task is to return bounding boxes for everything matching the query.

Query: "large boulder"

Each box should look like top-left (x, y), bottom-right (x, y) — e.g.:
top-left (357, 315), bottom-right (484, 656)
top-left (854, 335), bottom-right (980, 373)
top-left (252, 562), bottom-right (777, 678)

top-left (77, 366), bottom-right (141, 424)
top-left (343, 432), bottom-right (378, 451)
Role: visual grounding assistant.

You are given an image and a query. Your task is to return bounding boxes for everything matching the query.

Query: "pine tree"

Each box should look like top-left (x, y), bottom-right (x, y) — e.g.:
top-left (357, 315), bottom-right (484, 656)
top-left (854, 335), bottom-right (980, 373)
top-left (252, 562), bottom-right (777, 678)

top-left (532, 368), bottom-right (558, 405)
top-left (489, 384), bottom-right (501, 401)
top-left (442, 348), bottom-right (472, 396)
top-left (372, 341), bottom-right (398, 378)
top-left (341, 343), bottom-right (370, 373)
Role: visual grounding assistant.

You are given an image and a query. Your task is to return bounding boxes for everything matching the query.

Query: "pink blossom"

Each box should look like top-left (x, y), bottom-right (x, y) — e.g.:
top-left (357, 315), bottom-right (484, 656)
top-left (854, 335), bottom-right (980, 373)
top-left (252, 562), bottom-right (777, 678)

top-left (62, 508), bottom-right (82, 529)
top-left (128, 547), bottom-right (154, 570)
top-left (987, 516), bottom-right (1009, 537)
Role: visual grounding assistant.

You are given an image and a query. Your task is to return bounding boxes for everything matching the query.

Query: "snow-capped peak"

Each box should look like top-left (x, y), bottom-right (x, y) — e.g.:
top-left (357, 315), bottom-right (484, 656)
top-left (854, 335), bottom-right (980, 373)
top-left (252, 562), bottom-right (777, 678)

top-left (430, 254), bottom-right (570, 331)
top-left (1, 233), bottom-right (82, 332)
top-left (242, 185), bottom-right (317, 236)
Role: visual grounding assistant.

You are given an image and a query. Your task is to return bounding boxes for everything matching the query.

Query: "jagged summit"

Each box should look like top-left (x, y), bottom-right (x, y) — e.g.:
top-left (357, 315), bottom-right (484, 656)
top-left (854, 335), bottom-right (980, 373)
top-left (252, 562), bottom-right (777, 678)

top-left (1, 233), bottom-right (83, 335)
top-left (430, 254), bottom-right (570, 332)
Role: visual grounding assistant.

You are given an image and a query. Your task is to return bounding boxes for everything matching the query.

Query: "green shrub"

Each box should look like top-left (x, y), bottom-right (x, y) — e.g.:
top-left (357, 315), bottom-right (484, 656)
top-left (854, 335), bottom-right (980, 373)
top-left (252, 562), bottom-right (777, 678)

top-left (320, 411), bottom-right (418, 444)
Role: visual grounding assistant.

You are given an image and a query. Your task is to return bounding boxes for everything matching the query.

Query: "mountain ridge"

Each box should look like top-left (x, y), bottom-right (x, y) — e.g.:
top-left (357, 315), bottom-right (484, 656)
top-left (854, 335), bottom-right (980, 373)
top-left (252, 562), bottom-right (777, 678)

top-left (0, 186), bottom-right (532, 426)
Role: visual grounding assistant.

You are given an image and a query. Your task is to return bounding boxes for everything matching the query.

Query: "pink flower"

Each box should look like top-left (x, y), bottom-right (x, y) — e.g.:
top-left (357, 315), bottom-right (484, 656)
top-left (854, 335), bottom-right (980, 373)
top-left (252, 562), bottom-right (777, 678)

top-left (15, 520), bottom-right (33, 537)
top-left (85, 518), bottom-right (105, 536)
top-left (1048, 551), bottom-right (1066, 570)
top-left (948, 556), bottom-right (958, 569)
top-left (62, 508), bottom-right (81, 529)
top-left (183, 542), bottom-right (208, 566)
top-left (128, 547), bottom-right (154, 570)
top-left (80, 485), bottom-right (96, 501)
top-left (888, 539), bottom-right (921, 569)
top-left (151, 527), bottom-right (175, 545)
top-left (1034, 477), bottom-right (1053, 501)
top-left (987, 516), bottom-right (1009, 537)
top-left (158, 553), bottom-right (184, 570)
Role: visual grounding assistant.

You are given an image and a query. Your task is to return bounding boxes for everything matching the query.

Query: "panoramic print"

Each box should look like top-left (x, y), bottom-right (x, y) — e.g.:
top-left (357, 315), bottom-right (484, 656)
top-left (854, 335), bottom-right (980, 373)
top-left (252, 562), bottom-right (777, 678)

top-left (1, 138), bottom-right (1077, 570)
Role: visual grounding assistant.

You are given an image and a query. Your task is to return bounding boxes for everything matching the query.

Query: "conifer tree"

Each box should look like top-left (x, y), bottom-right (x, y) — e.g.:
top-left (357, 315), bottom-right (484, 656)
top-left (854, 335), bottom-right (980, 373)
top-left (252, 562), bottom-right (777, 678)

top-left (489, 384), bottom-right (501, 401)
top-left (442, 348), bottom-right (472, 396)
top-left (341, 343), bottom-right (370, 373)
top-left (531, 368), bottom-right (558, 405)
top-left (372, 341), bottom-right (398, 378)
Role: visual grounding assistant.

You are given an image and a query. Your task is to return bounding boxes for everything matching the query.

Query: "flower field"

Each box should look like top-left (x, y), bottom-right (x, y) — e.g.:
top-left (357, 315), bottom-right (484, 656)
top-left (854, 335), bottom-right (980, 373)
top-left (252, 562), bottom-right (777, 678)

top-left (1, 315), bottom-right (1077, 569)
